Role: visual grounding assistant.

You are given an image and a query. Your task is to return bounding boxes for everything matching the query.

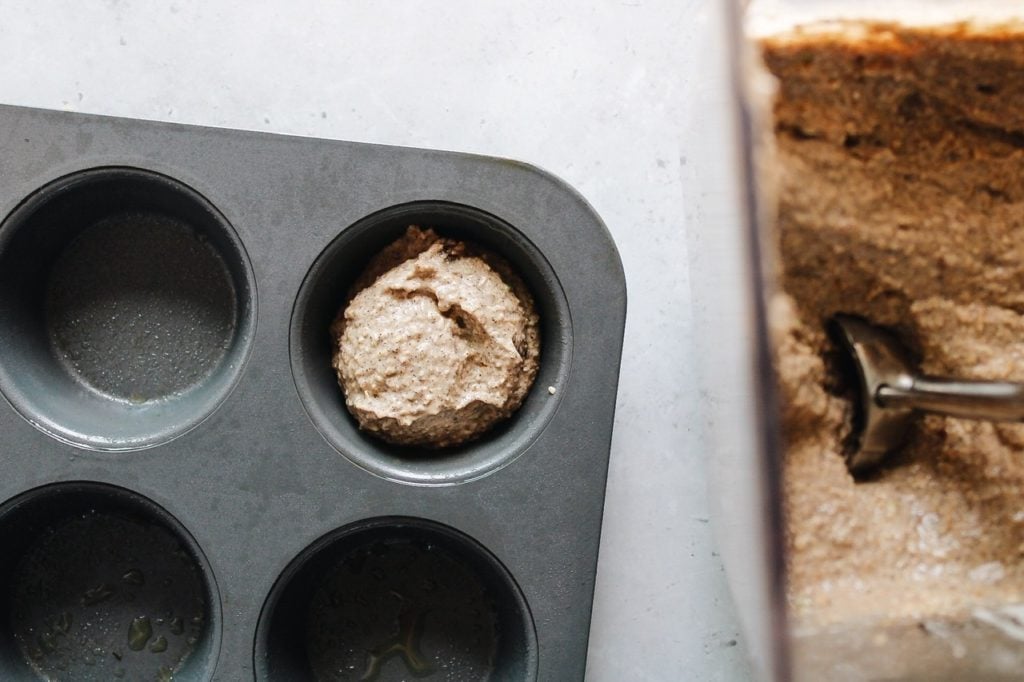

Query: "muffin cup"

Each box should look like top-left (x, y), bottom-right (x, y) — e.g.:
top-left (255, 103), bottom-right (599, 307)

top-left (256, 517), bottom-right (537, 681)
top-left (0, 482), bottom-right (220, 681)
top-left (0, 167), bottom-right (256, 451)
top-left (291, 201), bottom-right (572, 485)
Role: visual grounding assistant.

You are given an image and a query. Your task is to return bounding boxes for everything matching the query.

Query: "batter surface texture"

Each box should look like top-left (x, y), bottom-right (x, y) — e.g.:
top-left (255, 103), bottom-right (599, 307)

top-left (332, 226), bottom-right (540, 448)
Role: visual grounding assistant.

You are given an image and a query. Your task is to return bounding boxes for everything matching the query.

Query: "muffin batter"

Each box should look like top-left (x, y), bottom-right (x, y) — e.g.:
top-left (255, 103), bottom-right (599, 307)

top-left (764, 20), bottom-right (1024, 624)
top-left (332, 226), bottom-right (540, 448)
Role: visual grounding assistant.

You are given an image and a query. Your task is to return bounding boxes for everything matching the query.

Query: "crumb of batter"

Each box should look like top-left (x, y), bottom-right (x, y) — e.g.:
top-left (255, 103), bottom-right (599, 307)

top-left (331, 226), bottom-right (540, 448)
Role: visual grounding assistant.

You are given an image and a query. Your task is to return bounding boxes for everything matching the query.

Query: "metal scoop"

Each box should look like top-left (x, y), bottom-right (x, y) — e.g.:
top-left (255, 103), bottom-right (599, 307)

top-left (830, 314), bottom-right (1024, 473)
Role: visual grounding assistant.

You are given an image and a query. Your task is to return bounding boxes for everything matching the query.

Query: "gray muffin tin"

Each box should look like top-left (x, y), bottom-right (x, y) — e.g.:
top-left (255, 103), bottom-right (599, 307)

top-left (0, 104), bottom-right (626, 681)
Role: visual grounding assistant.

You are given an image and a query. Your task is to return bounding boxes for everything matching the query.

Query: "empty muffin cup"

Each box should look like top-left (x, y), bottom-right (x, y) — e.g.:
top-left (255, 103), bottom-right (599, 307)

top-left (256, 517), bottom-right (537, 681)
top-left (291, 201), bottom-right (572, 484)
top-left (0, 482), bottom-right (220, 681)
top-left (0, 167), bottom-right (255, 450)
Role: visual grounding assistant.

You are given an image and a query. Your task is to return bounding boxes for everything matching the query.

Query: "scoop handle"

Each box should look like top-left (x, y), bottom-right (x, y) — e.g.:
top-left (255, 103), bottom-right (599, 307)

top-left (878, 377), bottom-right (1024, 422)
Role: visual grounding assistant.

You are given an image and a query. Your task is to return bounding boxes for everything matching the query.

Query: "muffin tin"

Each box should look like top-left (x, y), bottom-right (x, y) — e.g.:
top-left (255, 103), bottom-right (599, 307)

top-left (0, 105), bottom-right (626, 681)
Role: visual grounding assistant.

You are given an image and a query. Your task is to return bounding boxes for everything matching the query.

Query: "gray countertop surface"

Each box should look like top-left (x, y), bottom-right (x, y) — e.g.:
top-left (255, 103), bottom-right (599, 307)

top-left (0, 2), bottom-right (751, 680)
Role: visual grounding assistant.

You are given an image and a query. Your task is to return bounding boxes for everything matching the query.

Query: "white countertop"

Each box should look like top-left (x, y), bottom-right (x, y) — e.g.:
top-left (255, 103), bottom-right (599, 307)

top-left (0, 2), bottom-right (751, 679)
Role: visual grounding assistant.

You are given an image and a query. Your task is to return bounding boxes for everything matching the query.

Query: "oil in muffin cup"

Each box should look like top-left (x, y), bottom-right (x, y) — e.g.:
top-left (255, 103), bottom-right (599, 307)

top-left (0, 482), bottom-right (221, 681)
top-left (255, 517), bottom-right (537, 681)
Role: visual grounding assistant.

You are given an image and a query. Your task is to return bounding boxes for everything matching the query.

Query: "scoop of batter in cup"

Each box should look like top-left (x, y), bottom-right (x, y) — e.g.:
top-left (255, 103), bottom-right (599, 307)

top-left (331, 226), bottom-right (540, 448)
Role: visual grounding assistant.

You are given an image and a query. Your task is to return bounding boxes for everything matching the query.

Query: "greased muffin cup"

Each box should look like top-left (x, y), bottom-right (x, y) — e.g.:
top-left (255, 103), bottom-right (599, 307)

top-left (0, 104), bottom-right (625, 681)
